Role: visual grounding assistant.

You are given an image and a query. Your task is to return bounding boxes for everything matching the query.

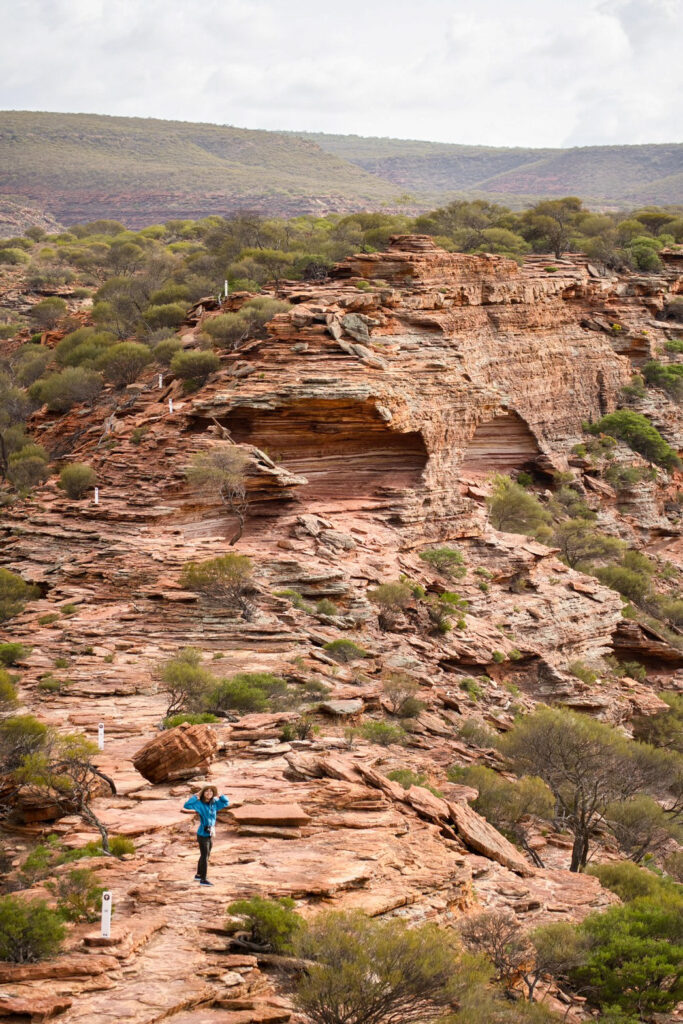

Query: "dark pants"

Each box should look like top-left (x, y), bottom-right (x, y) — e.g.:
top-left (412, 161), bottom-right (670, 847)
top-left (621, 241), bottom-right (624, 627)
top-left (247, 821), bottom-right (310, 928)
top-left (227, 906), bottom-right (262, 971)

top-left (197, 834), bottom-right (212, 880)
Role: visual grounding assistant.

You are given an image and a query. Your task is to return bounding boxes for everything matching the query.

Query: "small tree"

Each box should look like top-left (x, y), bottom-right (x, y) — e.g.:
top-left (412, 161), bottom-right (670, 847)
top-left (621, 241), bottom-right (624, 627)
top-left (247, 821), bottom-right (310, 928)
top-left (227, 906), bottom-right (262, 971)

top-left (604, 794), bottom-right (680, 862)
top-left (367, 580), bottom-right (413, 630)
top-left (551, 518), bottom-right (624, 569)
top-left (0, 568), bottom-right (38, 623)
top-left (500, 708), bottom-right (667, 871)
top-left (460, 911), bottom-right (531, 988)
top-left (185, 445), bottom-right (250, 543)
top-left (59, 463), bottom-right (97, 498)
top-left (0, 670), bottom-right (18, 719)
top-left (180, 553), bottom-right (254, 617)
top-left (294, 910), bottom-right (464, 1024)
top-left (382, 671), bottom-right (421, 717)
top-left (157, 647), bottom-right (215, 717)
top-left (0, 715), bottom-right (48, 774)
top-left (15, 731), bottom-right (116, 853)
top-left (0, 896), bottom-right (65, 962)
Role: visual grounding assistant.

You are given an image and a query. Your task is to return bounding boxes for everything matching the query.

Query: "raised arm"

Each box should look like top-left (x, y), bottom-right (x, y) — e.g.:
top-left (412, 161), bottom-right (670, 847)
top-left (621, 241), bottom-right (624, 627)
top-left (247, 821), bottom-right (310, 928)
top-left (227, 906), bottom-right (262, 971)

top-left (216, 795), bottom-right (230, 809)
top-left (183, 795), bottom-right (201, 811)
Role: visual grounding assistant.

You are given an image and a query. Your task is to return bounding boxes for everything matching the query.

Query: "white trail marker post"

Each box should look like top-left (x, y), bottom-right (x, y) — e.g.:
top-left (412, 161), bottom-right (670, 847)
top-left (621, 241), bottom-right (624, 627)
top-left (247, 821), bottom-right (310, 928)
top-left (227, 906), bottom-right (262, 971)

top-left (94, 487), bottom-right (99, 505)
top-left (158, 373), bottom-right (163, 388)
top-left (98, 722), bottom-right (104, 750)
top-left (168, 398), bottom-right (174, 414)
top-left (101, 891), bottom-right (112, 939)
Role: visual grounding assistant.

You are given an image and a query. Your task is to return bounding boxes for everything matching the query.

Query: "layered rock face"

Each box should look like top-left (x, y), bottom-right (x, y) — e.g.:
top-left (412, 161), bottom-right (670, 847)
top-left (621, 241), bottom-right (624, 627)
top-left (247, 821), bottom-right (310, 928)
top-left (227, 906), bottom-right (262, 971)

top-left (190, 237), bottom-right (630, 531)
top-left (1, 236), bottom-right (681, 1022)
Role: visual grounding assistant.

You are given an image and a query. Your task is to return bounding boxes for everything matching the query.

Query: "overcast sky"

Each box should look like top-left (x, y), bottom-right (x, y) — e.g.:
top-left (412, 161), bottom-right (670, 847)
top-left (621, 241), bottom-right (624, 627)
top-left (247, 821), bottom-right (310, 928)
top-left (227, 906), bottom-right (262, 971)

top-left (1, 0), bottom-right (681, 148)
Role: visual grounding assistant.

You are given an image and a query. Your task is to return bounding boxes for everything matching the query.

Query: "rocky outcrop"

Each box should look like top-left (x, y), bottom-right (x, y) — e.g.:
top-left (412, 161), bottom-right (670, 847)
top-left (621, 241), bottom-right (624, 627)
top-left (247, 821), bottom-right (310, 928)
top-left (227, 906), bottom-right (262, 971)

top-left (133, 724), bottom-right (219, 783)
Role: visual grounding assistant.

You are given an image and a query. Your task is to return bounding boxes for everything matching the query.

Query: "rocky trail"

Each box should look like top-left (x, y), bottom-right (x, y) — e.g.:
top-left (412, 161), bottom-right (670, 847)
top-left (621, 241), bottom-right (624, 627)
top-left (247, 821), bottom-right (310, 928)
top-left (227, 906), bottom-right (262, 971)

top-left (0, 236), bottom-right (681, 1021)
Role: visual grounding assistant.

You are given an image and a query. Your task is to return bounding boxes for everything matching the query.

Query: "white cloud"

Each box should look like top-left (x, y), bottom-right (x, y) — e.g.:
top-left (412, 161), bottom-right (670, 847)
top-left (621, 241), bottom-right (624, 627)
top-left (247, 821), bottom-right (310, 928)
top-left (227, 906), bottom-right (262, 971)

top-left (0, 0), bottom-right (681, 146)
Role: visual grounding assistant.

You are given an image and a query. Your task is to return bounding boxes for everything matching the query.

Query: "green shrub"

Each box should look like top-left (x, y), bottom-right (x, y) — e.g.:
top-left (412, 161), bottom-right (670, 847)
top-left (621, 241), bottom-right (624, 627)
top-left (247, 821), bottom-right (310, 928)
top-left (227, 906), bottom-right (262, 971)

top-left (228, 895), bottom-right (303, 952)
top-left (107, 835), bottom-right (135, 857)
top-left (593, 564), bottom-right (651, 604)
top-left (0, 568), bottom-right (37, 622)
top-left (0, 714), bottom-right (48, 771)
top-left (418, 546), bottom-right (466, 578)
top-left (204, 298), bottom-right (289, 349)
top-left (7, 444), bottom-right (49, 492)
top-left (0, 247), bottom-right (30, 265)
top-left (0, 670), bottom-right (18, 715)
top-left (360, 720), bottom-right (406, 746)
top-left (587, 411), bottom-right (681, 470)
top-left (586, 861), bottom-right (670, 903)
top-left (59, 463), bottom-right (97, 498)
top-left (180, 554), bottom-right (253, 615)
top-left (367, 580), bottom-right (413, 629)
top-left (149, 283), bottom-right (190, 305)
top-left (153, 337), bottom-right (183, 365)
top-left (387, 769), bottom-right (443, 797)
top-left (323, 639), bottom-right (368, 663)
top-left (208, 672), bottom-right (286, 714)
top-left (491, 650), bottom-right (505, 664)
top-left (0, 642), bottom-right (27, 666)
top-left (163, 712), bottom-right (220, 728)
top-left (143, 302), bottom-right (188, 330)
top-left (459, 677), bottom-right (483, 700)
top-left (572, 895), bottom-right (683, 1018)
top-left (315, 598), bottom-right (338, 616)
top-left (170, 349), bottom-right (219, 387)
top-left (457, 718), bottom-right (496, 747)
top-left (275, 588), bottom-right (313, 612)
top-left (13, 345), bottom-right (51, 385)
top-left (29, 366), bottom-right (103, 411)
top-left (0, 896), bottom-right (65, 962)
top-left (28, 297), bottom-right (67, 330)
top-left (55, 327), bottom-right (115, 367)
top-left (97, 341), bottom-right (151, 386)
top-left (488, 475), bottom-right (550, 535)
top-left (157, 647), bottom-right (216, 717)
top-left (642, 360), bottom-right (683, 401)
top-left (568, 660), bottom-right (598, 684)
top-left (47, 868), bottom-right (103, 923)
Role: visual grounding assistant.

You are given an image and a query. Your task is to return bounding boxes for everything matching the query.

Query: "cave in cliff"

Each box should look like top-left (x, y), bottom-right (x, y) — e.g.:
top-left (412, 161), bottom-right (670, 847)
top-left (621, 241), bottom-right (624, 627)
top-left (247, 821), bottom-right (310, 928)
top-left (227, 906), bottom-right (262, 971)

top-left (212, 398), bottom-right (428, 500)
top-left (460, 410), bottom-right (542, 474)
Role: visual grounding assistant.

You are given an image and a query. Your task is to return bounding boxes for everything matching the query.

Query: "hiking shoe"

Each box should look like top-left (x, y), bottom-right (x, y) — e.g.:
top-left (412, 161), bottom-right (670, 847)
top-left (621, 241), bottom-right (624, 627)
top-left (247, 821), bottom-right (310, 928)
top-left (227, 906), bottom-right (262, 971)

top-left (199, 880), bottom-right (214, 886)
top-left (194, 874), bottom-right (201, 880)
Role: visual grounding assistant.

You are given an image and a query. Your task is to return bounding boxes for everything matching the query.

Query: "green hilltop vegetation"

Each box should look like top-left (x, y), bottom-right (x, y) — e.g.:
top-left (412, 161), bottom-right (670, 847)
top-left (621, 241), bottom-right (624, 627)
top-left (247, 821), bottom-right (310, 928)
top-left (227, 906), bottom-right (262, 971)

top-left (0, 111), bottom-right (681, 229)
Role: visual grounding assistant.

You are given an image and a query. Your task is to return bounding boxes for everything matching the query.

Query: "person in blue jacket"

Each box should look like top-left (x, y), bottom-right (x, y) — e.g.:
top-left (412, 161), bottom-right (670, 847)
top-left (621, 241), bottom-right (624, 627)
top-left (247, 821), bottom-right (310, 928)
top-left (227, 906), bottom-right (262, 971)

top-left (183, 785), bottom-right (229, 886)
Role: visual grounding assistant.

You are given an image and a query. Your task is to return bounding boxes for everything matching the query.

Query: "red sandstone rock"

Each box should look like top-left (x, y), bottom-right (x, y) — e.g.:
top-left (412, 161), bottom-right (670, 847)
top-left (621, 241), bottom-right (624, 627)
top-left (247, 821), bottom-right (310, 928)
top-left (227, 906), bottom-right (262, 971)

top-left (132, 723), bottom-right (218, 783)
top-left (231, 803), bottom-right (311, 827)
top-left (448, 802), bottom-right (533, 876)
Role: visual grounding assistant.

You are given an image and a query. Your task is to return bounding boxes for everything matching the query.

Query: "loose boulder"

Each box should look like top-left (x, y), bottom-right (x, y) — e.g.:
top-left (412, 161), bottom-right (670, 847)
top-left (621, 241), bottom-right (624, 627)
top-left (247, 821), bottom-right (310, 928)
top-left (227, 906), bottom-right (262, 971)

top-left (132, 723), bottom-right (218, 784)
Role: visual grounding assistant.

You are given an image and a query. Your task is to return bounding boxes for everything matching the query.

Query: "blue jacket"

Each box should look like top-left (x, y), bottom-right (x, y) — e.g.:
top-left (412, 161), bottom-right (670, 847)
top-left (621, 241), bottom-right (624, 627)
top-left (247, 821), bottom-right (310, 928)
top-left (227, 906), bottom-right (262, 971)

top-left (184, 794), bottom-right (230, 836)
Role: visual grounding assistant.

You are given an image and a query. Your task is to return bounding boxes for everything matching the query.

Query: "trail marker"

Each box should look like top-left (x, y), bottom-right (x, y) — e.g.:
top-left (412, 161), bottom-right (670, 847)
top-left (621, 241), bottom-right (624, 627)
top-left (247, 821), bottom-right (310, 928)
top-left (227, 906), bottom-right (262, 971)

top-left (101, 891), bottom-right (112, 938)
top-left (98, 722), bottom-right (104, 750)
top-left (94, 487), bottom-right (99, 505)
top-left (168, 398), bottom-right (174, 414)
top-left (158, 373), bottom-right (163, 388)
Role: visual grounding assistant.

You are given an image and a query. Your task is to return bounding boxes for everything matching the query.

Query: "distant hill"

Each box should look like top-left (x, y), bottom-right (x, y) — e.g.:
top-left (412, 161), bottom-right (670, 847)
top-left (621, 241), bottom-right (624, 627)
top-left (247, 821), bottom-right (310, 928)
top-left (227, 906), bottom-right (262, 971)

top-left (0, 111), bottom-right (396, 227)
top-left (302, 133), bottom-right (683, 208)
top-left (0, 111), bottom-right (681, 229)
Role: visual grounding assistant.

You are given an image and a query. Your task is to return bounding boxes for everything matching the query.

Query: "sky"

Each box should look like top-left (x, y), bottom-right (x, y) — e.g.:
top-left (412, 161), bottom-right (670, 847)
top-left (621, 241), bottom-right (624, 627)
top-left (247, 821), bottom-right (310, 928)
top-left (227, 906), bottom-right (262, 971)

top-left (0, 0), bottom-right (681, 148)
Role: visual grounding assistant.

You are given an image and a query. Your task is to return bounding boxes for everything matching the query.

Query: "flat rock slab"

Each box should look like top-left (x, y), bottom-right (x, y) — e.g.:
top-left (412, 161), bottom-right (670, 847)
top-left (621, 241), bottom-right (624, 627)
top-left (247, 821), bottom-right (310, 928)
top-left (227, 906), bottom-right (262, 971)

top-left (318, 699), bottom-right (363, 716)
top-left (0, 953), bottom-right (119, 983)
top-left (448, 801), bottom-right (533, 876)
top-left (231, 803), bottom-right (311, 827)
top-left (0, 994), bottom-right (73, 1019)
